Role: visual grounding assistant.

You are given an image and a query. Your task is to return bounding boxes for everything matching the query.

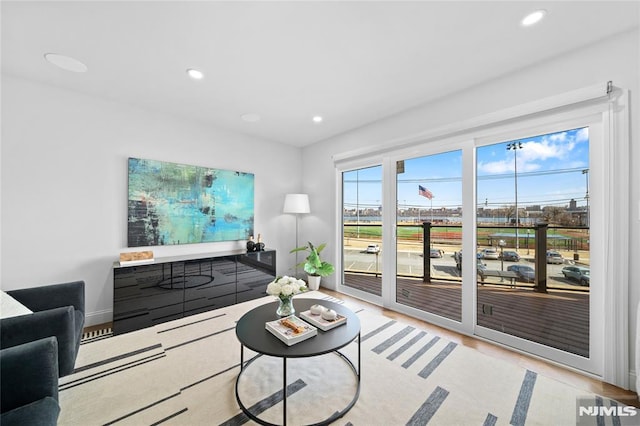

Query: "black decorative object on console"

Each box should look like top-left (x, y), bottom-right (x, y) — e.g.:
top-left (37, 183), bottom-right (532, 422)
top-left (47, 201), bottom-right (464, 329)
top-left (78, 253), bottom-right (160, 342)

top-left (255, 234), bottom-right (265, 252)
top-left (246, 234), bottom-right (265, 252)
top-left (246, 236), bottom-right (256, 253)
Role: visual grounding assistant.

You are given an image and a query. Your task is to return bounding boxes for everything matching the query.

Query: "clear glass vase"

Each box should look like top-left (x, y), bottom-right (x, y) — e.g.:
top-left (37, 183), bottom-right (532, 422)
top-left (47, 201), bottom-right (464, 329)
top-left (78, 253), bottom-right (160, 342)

top-left (276, 296), bottom-right (295, 317)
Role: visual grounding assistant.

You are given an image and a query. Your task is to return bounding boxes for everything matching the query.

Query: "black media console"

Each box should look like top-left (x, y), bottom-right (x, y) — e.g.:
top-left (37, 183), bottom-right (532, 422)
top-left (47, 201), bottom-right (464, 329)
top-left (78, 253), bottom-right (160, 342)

top-left (113, 249), bottom-right (276, 335)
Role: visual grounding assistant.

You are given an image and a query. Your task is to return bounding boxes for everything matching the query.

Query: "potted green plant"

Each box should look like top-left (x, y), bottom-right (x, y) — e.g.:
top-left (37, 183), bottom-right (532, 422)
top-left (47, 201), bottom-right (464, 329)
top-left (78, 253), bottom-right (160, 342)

top-left (290, 242), bottom-right (335, 290)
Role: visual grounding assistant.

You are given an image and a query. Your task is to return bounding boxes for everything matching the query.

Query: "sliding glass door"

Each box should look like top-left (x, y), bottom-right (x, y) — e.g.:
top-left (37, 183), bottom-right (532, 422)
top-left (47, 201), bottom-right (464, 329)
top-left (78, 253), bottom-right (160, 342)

top-left (395, 151), bottom-right (463, 322)
top-left (336, 106), bottom-right (612, 378)
top-left (342, 165), bottom-right (383, 297)
top-left (475, 127), bottom-right (593, 361)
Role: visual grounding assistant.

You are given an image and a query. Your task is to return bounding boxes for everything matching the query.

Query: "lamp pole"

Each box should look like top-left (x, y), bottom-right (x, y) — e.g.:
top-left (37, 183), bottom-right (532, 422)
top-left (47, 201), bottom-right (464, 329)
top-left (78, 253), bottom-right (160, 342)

top-left (283, 194), bottom-right (311, 278)
top-left (507, 142), bottom-right (523, 251)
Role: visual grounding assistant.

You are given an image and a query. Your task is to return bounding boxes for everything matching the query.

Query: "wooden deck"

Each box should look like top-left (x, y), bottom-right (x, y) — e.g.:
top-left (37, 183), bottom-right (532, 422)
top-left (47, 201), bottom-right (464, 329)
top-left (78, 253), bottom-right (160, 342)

top-left (343, 273), bottom-right (589, 357)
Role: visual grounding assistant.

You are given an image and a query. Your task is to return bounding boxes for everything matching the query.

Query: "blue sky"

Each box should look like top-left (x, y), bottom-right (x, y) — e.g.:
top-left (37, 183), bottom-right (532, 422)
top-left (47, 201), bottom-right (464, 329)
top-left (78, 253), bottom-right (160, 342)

top-left (343, 127), bottom-right (589, 210)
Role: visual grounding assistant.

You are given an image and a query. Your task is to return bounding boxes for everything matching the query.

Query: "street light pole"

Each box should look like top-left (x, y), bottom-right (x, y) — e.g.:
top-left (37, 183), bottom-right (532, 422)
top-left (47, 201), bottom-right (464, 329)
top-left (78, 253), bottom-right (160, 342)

top-left (582, 169), bottom-right (589, 227)
top-left (507, 142), bottom-right (523, 251)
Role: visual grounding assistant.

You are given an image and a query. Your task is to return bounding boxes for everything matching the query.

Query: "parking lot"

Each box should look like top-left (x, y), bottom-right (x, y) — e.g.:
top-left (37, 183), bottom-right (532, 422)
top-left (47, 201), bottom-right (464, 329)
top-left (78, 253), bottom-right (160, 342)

top-left (343, 246), bottom-right (590, 290)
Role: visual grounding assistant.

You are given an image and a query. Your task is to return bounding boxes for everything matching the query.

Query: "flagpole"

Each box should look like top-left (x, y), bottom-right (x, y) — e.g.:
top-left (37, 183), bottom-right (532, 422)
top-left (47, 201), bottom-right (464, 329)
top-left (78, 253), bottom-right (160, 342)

top-left (431, 198), bottom-right (433, 222)
top-left (418, 185), bottom-right (434, 223)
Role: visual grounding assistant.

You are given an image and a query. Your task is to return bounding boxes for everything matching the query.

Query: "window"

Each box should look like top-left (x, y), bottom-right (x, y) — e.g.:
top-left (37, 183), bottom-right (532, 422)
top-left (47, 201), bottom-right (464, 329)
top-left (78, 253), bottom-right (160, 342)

top-left (342, 165), bottom-right (383, 296)
top-left (334, 83), bottom-right (629, 384)
top-left (476, 128), bottom-right (591, 357)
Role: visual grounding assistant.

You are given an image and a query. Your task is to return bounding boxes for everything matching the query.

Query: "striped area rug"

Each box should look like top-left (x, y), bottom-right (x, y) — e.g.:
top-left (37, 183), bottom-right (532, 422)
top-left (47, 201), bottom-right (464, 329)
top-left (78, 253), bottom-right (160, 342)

top-left (59, 291), bottom-right (632, 425)
top-left (81, 327), bottom-right (113, 343)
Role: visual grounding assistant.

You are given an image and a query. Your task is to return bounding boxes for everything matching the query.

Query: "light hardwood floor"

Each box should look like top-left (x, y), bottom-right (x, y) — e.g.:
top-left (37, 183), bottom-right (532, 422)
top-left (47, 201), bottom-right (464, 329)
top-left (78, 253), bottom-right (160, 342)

top-left (84, 289), bottom-right (639, 408)
top-left (320, 288), bottom-right (640, 409)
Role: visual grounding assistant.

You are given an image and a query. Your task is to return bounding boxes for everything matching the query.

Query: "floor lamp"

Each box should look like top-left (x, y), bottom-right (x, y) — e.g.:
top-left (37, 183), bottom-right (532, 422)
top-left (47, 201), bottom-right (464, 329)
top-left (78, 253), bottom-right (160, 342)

top-left (283, 193), bottom-right (310, 278)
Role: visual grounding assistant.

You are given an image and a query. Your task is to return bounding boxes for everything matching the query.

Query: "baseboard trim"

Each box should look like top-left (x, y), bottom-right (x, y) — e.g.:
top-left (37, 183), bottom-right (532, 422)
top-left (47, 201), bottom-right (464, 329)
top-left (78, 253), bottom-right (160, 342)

top-left (85, 309), bottom-right (112, 328)
top-left (630, 370), bottom-right (638, 393)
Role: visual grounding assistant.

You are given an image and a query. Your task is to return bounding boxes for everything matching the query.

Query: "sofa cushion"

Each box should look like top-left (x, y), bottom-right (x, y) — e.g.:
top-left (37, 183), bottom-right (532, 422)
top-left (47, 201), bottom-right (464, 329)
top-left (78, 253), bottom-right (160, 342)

top-left (1, 337), bottom-right (59, 413)
top-left (0, 396), bottom-right (60, 426)
top-left (1, 291), bottom-right (33, 319)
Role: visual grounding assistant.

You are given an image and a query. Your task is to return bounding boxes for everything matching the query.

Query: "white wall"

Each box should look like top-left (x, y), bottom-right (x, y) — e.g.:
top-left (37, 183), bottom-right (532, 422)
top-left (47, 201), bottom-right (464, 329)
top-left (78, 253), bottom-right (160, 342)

top-left (1, 75), bottom-right (304, 326)
top-left (301, 29), bottom-right (638, 378)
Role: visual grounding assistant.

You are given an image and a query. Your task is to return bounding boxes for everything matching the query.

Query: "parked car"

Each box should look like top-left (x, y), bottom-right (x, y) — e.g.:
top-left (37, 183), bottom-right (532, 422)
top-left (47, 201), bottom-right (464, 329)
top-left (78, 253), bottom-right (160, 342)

top-left (507, 264), bottom-right (535, 282)
top-left (480, 248), bottom-right (499, 260)
top-left (562, 266), bottom-right (590, 286)
top-left (501, 250), bottom-right (520, 262)
top-left (546, 250), bottom-right (564, 264)
top-left (366, 244), bottom-right (380, 254)
top-left (429, 248), bottom-right (443, 258)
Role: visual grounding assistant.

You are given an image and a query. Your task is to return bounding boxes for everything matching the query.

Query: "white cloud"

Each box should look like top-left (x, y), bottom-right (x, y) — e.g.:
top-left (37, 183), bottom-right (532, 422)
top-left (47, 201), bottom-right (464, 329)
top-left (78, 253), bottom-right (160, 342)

top-left (520, 137), bottom-right (575, 163)
top-left (520, 161), bottom-right (541, 172)
top-left (478, 159), bottom-right (511, 174)
top-left (477, 157), bottom-right (541, 174)
top-left (478, 127), bottom-right (588, 175)
top-left (576, 127), bottom-right (589, 142)
top-left (548, 131), bottom-right (568, 142)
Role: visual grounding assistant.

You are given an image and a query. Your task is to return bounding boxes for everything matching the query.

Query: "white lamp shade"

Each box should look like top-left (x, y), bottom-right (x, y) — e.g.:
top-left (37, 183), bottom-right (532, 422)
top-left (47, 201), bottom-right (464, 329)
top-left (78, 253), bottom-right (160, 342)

top-left (283, 194), bottom-right (310, 214)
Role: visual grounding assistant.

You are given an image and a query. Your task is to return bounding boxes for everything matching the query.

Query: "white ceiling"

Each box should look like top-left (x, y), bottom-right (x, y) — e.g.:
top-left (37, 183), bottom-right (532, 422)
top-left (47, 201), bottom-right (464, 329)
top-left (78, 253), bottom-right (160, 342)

top-left (2, 1), bottom-right (638, 147)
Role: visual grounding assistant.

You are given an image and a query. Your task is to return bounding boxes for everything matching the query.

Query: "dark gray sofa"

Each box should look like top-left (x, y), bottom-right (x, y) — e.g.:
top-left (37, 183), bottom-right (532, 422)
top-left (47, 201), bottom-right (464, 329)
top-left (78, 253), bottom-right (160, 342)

top-left (1, 280), bottom-right (85, 377)
top-left (0, 337), bottom-right (60, 425)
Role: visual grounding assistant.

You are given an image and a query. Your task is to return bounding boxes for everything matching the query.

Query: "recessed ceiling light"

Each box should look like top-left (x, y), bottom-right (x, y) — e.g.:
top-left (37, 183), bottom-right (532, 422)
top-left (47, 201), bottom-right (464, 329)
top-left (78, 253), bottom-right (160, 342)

top-left (241, 113), bottom-right (261, 123)
top-left (521, 9), bottom-right (546, 27)
top-left (186, 68), bottom-right (204, 80)
top-left (312, 116), bottom-right (323, 123)
top-left (44, 53), bottom-right (88, 73)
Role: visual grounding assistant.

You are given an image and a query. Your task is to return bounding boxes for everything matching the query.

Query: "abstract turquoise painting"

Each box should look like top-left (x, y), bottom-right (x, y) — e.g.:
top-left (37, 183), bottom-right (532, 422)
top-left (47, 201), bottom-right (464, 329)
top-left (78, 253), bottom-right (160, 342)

top-left (128, 158), bottom-right (254, 247)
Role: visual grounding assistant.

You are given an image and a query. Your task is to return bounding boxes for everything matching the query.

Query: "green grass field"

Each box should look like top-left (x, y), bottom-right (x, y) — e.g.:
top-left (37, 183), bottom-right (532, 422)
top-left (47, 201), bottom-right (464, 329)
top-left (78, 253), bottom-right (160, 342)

top-left (343, 224), bottom-right (589, 250)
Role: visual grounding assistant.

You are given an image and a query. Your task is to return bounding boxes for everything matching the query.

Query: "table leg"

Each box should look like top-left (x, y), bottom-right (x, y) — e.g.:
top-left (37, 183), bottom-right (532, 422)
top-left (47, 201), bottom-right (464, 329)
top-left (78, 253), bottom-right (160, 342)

top-left (358, 333), bottom-right (361, 380)
top-left (283, 357), bottom-right (287, 426)
top-left (240, 344), bottom-right (244, 371)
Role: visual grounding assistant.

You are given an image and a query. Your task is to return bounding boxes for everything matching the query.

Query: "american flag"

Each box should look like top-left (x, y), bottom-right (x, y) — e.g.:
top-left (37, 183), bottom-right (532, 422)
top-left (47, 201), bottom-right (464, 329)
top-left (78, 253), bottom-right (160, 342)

top-left (418, 185), bottom-right (433, 200)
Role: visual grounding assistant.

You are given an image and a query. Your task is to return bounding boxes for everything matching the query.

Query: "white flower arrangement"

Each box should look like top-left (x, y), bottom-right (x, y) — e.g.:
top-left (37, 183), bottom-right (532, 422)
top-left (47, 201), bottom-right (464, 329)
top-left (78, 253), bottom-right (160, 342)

top-left (266, 275), bottom-right (307, 299)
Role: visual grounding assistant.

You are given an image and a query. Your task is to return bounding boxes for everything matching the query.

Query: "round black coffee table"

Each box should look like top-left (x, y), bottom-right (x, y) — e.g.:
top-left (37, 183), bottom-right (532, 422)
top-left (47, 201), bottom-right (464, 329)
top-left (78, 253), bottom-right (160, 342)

top-left (235, 298), bottom-right (361, 426)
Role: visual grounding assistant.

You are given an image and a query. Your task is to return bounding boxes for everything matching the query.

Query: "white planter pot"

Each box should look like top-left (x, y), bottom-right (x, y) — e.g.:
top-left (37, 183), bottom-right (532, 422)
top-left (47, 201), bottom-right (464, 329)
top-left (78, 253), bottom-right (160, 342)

top-left (307, 275), bottom-right (321, 291)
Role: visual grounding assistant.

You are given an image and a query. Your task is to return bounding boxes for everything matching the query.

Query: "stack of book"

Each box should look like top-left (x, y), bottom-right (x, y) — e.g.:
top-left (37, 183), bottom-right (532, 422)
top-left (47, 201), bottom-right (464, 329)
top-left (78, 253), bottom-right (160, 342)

top-left (119, 251), bottom-right (154, 266)
top-left (265, 315), bottom-right (317, 346)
